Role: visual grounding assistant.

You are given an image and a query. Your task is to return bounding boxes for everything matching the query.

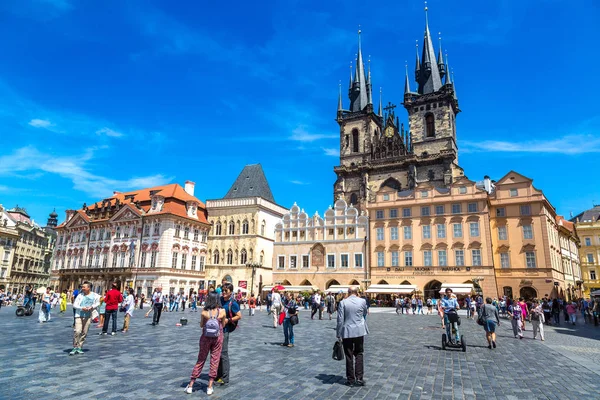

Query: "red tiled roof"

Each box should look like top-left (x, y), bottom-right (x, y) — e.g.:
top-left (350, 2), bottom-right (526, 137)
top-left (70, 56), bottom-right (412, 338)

top-left (58, 183), bottom-right (208, 228)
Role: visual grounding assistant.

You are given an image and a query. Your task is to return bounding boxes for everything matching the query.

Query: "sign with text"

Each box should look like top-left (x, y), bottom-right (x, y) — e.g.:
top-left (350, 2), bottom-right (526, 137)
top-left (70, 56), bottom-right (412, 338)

top-left (239, 280), bottom-right (247, 289)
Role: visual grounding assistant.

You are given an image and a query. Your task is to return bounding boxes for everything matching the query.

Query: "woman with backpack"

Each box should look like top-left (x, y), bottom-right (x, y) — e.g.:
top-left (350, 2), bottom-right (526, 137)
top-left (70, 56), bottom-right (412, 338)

top-left (185, 292), bottom-right (227, 396)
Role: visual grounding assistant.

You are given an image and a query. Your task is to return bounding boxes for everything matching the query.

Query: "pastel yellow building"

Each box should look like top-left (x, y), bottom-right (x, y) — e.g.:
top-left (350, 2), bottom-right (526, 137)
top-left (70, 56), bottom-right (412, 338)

top-left (489, 172), bottom-right (565, 300)
top-left (368, 176), bottom-right (497, 298)
top-left (572, 205), bottom-right (600, 297)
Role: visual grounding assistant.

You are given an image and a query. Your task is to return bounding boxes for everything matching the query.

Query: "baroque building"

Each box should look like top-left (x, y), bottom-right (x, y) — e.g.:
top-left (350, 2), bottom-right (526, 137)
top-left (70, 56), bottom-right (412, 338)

top-left (489, 172), bottom-right (573, 300)
top-left (333, 8), bottom-right (463, 213)
top-left (572, 205), bottom-right (600, 297)
top-left (52, 182), bottom-right (210, 296)
top-left (0, 204), bottom-right (20, 291)
top-left (205, 164), bottom-right (287, 295)
top-left (369, 176), bottom-right (497, 298)
top-left (1, 205), bottom-right (56, 293)
top-left (272, 199), bottom-right (369, 292)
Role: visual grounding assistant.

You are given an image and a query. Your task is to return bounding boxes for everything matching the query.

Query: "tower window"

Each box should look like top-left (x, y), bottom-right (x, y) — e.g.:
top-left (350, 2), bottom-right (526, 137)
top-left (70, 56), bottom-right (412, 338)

top-left (352, 129), bottom-right (359, 153)
top-left (350, 193), bottom-right (358, 205)
top-left (425, 114), bottom-right (435, 138)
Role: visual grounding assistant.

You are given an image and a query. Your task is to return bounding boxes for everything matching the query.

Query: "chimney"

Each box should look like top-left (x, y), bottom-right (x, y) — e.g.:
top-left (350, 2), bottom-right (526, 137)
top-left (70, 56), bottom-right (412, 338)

top-left (184, 181), bottom-right (195, 196)
top-left (483, 175), bottom-right (492, 194)
top-left (65, 209), bottom-right (76, 221)
top-left (113, 191), bottom-right (121, 196)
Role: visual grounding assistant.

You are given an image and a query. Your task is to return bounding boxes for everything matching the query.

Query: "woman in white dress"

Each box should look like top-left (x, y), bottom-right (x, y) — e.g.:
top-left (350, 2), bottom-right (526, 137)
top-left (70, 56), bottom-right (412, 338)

top-left (39, 287), bottom-right (52, 323)
top-left (121, 288), bottom-right (135, 332)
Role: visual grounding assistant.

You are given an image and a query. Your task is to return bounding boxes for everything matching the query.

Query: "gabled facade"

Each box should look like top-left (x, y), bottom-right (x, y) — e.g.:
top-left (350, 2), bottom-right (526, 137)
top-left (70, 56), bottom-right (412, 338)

top-left (489, 171), bottom-right (565, 299)
top-left (0, 204), bottom-right (20, 291)
top-left (206, 164), bottom-right (287, 295)
top-left (51, 182), bottom-right (210, 296)
top-left (272, 199), bottom-right (369, 291)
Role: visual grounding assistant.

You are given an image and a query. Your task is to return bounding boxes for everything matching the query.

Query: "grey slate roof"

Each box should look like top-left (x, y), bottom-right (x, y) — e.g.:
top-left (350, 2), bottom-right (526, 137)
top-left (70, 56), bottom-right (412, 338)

top-left (571, 205), bottom-right (600, 223)
top-left (223, 164), bottom-right (275, 203)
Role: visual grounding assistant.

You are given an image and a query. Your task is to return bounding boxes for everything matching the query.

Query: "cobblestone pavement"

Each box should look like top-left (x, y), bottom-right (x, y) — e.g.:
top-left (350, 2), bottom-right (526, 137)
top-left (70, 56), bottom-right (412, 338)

top-left (1, 305), bottom-right (600, 400)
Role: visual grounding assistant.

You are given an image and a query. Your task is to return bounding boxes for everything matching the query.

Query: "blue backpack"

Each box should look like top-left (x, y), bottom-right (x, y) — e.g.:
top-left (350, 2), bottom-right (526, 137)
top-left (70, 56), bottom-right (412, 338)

top-left (204, 309), bottom-right (221, 337)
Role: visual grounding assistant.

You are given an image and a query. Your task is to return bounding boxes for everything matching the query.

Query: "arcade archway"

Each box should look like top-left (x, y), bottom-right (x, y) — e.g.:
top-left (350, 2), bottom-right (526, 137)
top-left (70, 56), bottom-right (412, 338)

top-left (424, 280), bottom-right (442, 299)
top-left (520, 286), bottom-right (537, 301)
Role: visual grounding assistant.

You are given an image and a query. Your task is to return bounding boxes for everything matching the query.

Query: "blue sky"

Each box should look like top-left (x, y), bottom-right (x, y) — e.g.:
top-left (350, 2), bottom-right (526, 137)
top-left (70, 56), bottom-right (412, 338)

top-left (1, 0), bottom-right (599, 225)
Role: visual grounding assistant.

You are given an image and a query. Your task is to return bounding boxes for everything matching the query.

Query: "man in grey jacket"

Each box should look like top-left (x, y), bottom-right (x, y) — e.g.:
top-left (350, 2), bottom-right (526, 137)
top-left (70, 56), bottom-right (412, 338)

top-left (336, 286), bottom-right (369, 387)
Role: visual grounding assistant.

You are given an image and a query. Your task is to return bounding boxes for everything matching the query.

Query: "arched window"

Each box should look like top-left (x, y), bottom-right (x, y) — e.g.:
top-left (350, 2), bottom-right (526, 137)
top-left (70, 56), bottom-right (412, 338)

top-left (226, 249), bottom-right (233, 265)
top-left (352, 129), bottom-right (359, 152)
top-left (213, 250), bottom-right (220, 264)
top-left (228, 221), bottom-right (235, 235)
top-left (261, 220), bottom-right (266, 236)
top-left (240, 249), bottom-right (247, 264)
top-left (425, 113), bottom-right (435, 138)
top-left (350, 193), bottom-right (358, 206)
top-left (260, 250), bottom-right (264, 265)
top-left (242, 220), bottom-right (249, 235)
top-left (215, 221), bottom-right (222, 236)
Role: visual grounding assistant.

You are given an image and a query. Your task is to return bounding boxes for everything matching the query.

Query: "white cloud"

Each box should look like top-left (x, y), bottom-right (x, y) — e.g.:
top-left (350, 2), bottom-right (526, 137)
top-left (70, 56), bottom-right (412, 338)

top-left (322, 147), bottom-right (340, 157)
top-left (462, 134), bottom-right (600, 155)
top-left (0, 146), bottom-right (172, 198)
top-left (96, 127), bottom-right (124, 138)
top-left (290, 180), bottom-right (309, 185)
top-left (290, 126), bottom-right (337, 142)
top-left (28, 119), bottom-right (52, 128)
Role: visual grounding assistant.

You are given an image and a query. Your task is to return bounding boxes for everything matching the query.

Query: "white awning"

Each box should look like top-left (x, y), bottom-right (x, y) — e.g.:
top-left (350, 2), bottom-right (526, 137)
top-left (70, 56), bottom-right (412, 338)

top-left (365, 284), bottom-right (417, 294)
top-left (234, 287), bottom-right (248, 293)
top-left (262, 285), bottom-right (317, 292)
top-left (324, 285), bottom-right (351, 294)
top-left (439, 283), bottom-right (474, 294)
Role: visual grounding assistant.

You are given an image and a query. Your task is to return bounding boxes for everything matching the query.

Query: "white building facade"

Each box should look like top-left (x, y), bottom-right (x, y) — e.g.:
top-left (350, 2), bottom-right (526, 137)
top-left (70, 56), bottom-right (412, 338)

top-left (51, 182), bottom-right (211, 296)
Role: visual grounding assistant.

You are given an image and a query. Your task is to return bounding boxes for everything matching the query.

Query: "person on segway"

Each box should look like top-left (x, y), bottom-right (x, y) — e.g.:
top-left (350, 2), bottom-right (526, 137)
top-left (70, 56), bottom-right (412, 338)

top-left (440, 288), bottom-right (460, 345)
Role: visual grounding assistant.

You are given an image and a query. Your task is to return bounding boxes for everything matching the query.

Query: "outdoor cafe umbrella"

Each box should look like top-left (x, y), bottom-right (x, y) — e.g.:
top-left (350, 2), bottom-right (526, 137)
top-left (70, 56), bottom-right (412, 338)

top-left (273, 285), bottom-right (285, 291)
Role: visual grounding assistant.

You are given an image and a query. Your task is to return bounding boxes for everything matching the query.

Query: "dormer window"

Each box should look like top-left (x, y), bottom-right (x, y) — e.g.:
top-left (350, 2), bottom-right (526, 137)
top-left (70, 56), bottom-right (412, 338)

top-left (150, 195), bottom-right (164, 212)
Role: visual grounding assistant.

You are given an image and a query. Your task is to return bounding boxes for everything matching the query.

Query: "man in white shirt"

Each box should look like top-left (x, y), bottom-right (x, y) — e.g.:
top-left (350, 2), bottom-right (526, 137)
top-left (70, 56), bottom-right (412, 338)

top-left (152, 287), bottom-right (165, 326)
top-left (311, 291), bottom-right (322, 320)
top-left (70, 281), bottom-right (100, 355)
top-left (271, 289), bottom-right (282, 328)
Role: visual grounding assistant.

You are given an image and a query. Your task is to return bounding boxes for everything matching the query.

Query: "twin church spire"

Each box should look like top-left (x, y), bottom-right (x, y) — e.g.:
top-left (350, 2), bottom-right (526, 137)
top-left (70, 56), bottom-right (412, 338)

top-left (339, 5), bottom-right (457, 113)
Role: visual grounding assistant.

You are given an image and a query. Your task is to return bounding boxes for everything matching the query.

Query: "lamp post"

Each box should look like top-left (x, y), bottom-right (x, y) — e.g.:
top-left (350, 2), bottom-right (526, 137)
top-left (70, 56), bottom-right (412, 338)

top-left (247, 262), bottom-right (260, 296)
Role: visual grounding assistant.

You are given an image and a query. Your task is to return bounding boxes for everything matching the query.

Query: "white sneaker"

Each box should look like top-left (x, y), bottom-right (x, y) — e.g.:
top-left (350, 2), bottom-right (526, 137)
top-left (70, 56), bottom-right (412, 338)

top-left (184, 386), bottom-right (192, 394)
top-left (207, 387), bottom-right (214, 395)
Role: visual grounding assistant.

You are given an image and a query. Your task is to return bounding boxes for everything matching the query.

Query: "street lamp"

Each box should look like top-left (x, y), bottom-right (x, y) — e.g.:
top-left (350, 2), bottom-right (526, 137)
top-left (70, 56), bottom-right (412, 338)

top-left (247, 262), bottom-right (261, 295)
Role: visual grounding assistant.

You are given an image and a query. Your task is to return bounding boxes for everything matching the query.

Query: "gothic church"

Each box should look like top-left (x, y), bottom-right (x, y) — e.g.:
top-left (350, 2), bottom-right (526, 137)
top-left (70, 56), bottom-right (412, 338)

top-left (333, 8), bottom-right (464, 212)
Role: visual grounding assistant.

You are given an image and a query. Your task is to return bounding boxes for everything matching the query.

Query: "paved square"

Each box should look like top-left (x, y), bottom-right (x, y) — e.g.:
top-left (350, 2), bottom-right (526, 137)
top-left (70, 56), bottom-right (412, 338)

top-left (1, 305), bottom-right (600, 399)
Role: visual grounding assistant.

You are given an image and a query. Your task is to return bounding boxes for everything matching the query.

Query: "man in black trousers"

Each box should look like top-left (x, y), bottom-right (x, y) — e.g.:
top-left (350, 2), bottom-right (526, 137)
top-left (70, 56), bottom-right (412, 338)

top-left (336, 286), bottom-right (369, 387)
top-left (151, 286), bottom-right (165, 325)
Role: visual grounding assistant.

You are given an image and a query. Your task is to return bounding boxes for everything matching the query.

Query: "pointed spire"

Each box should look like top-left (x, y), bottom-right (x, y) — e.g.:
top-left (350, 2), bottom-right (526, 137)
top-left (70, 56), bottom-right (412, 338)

top-left (349, 27), bottom-right (369, 112)
top-left (418, 2), bottom-right (443, 94)
top-left (404, 63), bottom-right (411, 94)
top-left (338, 82), bottom-right (343, 111)
top-left (437, 32), bottom-right (446, 78)
top-left (451, 69), bottom-right (458, 100)
top-left (348, 61), bottom-right (353, 91)
top-left (414, 41), bottom-right (420, 82)
top-left (366, 56), bottom-right (373, 105)
top-left (378, 87), bottom-right (383, 117)
top-left (445, 52), bottom-right (452, 84)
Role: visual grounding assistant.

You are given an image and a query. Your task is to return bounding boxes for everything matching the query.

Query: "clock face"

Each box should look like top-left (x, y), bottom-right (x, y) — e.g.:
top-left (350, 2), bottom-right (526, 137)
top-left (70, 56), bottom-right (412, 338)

top-left (385, 126), bottom-right (394, 138)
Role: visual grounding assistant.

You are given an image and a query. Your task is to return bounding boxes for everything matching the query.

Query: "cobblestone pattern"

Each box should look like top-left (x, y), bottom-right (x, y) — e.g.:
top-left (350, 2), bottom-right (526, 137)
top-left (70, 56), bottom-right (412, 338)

top-left (1, 306), bottom-right (599, 399)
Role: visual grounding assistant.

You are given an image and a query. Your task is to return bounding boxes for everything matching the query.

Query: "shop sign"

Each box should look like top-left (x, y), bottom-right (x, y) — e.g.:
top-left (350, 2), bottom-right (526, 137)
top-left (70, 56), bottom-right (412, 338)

top-left (441, 267), bottom-right (461, 272)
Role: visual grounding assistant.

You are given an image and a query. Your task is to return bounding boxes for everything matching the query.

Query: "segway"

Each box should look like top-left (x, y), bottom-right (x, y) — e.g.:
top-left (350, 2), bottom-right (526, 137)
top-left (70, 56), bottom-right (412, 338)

top-left (16, 303), bottom-right (35, 317)
top-left (441, 312), bottom-right (466, 352)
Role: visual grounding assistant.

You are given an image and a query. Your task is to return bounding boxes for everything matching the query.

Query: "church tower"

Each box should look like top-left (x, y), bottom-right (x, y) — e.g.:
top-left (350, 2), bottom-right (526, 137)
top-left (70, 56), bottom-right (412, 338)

top-left (403, 5), bottom-right (462, 186)
top-left (333, 6), bottom-right (463, 213)
top-left (333, 30), bottom-right (384, 211)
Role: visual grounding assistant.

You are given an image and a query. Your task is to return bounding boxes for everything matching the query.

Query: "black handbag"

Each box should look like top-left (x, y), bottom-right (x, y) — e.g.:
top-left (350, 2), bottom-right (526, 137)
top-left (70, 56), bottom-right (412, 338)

top-left (290, 314), bottom-right (299, 326)
top-left (332, 340), bottom-right (344, 361)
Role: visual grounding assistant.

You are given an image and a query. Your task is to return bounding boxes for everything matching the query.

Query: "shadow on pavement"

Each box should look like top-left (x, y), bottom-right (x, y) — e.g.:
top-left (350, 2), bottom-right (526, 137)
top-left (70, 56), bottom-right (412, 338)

top-left (315, 374), bottom-right (341, 385)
